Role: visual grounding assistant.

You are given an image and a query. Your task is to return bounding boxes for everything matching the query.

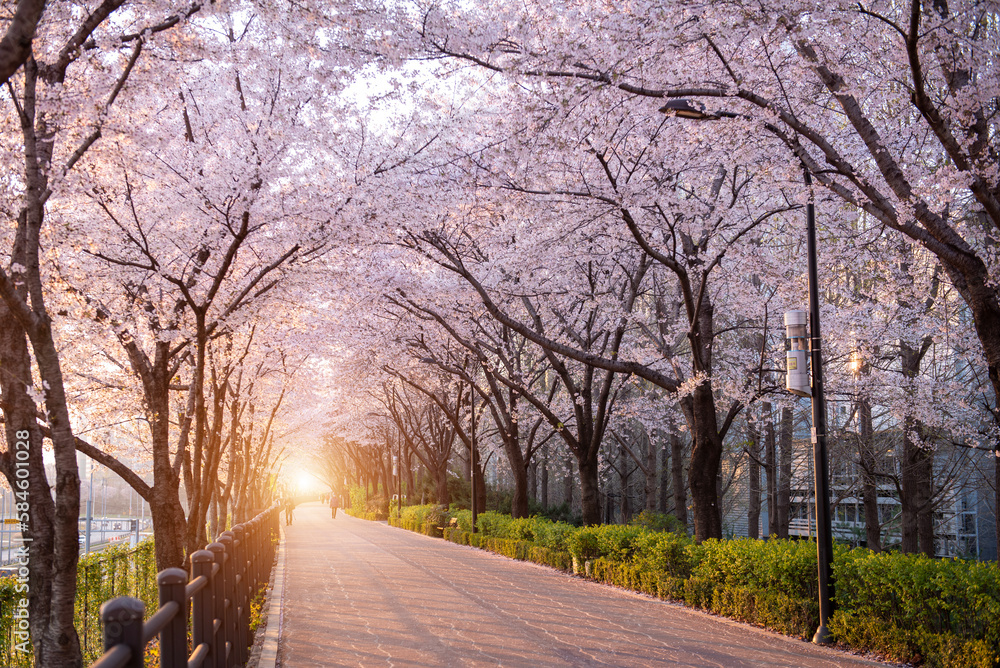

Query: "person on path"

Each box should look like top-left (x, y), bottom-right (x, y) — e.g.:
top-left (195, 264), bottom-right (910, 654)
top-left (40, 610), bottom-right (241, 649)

top-left (284, 496), bottom-right (295, 526)
top-left (330, 493), bottom-right (339, 519)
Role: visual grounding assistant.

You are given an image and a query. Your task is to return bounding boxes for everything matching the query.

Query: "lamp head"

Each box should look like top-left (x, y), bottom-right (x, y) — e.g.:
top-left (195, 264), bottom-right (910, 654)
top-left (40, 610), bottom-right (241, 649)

top-left (658, 98), bottom-right (716, 120)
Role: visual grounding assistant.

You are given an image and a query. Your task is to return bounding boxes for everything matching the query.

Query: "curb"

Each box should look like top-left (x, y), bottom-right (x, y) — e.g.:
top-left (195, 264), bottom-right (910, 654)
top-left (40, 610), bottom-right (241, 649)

top-left (256, 523), bottom-right (287, 668)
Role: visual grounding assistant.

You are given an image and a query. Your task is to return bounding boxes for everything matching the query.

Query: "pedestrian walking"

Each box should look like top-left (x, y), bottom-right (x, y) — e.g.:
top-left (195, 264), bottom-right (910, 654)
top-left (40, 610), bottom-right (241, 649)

top-left (284, 496), bottom-right (295, 526)
top-left (330, 493), bottom-right (339, 519)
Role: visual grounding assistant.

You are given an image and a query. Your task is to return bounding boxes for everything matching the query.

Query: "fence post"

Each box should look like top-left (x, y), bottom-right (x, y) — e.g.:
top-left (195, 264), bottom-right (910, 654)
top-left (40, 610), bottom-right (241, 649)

top-left (158, 567), bottom-right (188, 668)
top-left (100, 596), bottom-right (144, 668)
top-left (219, 531), bottom-right (238, 667)
top-left (208, 540), bottom-right (229, 668)
top-left (231, 525), bottom-right (249, 664)
top-left (250, 517), bottom-right (261, 591)
top-left (191, 550), bottom-right (216, 668)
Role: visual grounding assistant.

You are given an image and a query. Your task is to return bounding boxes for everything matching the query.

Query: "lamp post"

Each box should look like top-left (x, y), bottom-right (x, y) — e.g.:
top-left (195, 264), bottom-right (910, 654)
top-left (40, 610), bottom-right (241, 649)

top-left (801, 169), bottom-right (834, 644)
top-left (660, 98), bottom-right (834, 643)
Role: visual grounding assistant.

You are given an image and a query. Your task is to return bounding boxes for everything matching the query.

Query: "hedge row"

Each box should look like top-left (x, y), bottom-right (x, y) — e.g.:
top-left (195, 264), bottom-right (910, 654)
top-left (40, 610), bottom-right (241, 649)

top-left (379, 505), bottom-right (1000, 667)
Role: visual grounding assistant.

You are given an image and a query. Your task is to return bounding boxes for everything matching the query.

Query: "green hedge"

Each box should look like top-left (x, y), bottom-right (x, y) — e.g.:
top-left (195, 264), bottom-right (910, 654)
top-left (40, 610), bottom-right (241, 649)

top-left (830, 549), bottom-right (1000, 667)
top-left (379, 506), bottom-right (1000, 666)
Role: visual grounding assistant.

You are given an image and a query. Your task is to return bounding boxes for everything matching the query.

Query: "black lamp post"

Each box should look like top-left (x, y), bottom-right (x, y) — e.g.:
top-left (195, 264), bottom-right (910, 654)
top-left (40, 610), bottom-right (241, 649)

top-left (801, 168), bottom-right (834, 643)
top-left (660, 98), bottom-right (834, 644)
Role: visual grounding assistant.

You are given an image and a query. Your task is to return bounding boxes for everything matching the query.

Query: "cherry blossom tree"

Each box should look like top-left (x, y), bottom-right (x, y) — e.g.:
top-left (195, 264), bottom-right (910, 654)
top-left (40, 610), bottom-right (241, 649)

top-left (413, 0), bottom-right (999, 544)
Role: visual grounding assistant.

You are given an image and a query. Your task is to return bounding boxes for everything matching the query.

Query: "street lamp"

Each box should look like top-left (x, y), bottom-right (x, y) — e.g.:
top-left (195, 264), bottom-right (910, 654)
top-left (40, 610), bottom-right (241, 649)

top-left (661, 100), bottom-right (834, 644)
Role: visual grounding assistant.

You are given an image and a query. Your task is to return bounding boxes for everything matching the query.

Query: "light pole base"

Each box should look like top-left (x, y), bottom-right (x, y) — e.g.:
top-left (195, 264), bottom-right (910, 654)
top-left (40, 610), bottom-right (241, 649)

top-left (812, 624), bottom-right (833, 645)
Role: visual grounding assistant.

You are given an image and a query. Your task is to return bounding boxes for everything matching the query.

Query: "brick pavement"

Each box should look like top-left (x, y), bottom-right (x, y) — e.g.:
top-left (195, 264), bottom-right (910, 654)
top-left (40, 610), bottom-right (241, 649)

top-left (276, 503), bottom-right (888, 667)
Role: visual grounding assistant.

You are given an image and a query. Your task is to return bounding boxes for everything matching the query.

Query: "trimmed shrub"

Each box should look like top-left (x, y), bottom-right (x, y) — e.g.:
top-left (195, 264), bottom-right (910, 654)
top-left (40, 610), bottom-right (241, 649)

top-left (631, 530), bottom-right (695, 578)
top-left (831, 549), bottom-right (1000, 666)
top-left (531, 520), bottom-right (577, 552)
top-left (528, 546), bottom-right (572, 571)
top-left (566, 524), bottom-right (645, 562)
top-left (629, 510), bottom-right (687, 535)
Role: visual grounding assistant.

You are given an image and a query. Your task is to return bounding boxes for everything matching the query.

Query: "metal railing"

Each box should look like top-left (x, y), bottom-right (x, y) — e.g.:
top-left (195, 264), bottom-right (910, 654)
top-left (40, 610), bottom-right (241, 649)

top-left (91, 507), bottom-right (279, 668)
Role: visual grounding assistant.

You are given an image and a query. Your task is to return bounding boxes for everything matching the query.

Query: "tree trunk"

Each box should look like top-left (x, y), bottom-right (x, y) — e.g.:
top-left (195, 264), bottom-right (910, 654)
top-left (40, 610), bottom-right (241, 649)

top-left (764, 403), bottom-right (777, 537)
top-left (563, 455), bottom-right (574, 511)
top-left (474, 453), bottom-right (487, 515)
top-left (659, 445), bottom-right (669, 513)
top-left (435, 465), bottom-right (449, 507)
top-left (579, 455), bottom-right (601, 525)
top-left (900, 423), bottom-right (935, 556)
top-left (1, 203), bottom-right (82, 665)
top-left (747, 417), bottom-right (761, 539)
top-left (0, 308), bottom-right (62, 664)
top-left (858, 396), bottom-right (882, 552)
top-left (671, 430), bottom-right (687, 528)
top-left (776, 407), bottom-right (793, 539)
top-left (645, 429), bottom-right (657, 513)
top-left (527, 461), bottom-right (537, 503)
top-left (898, 336), bottom-right (935, 556)
top-left (682, 384), bottom-right (723, 540)
top-left (209, 494), bottom-right (218, 539)
top-left (540, 448), bottom-right (549, 509)
top-left (511, 462), bottom-right (530, 518)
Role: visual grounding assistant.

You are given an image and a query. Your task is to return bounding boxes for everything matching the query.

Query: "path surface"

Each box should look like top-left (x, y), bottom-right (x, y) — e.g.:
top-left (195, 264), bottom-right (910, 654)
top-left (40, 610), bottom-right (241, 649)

top-left (277, 503), bottom-right (887, 667)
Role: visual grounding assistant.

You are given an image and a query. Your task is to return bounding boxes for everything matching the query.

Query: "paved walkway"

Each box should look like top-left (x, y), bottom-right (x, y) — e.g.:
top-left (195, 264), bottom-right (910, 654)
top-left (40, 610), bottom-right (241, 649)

top-left (276, 503), bottom-right (888, 667)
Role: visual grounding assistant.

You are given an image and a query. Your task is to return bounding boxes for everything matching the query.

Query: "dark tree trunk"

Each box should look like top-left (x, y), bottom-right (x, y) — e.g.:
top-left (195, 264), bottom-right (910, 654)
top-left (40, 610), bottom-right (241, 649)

top-left (682, 384), bottom-right (723, 540)
top-left (858, 396), bottom-right (882, 552)
top-left (644, 429), bottom-right (657, 513)
top-left (474, 454), bottom-right (487, 516)
top-left (540, 449), bottom-right (549, 509)
top-left (776, 407), bottom-right (793, 539)
top-left (747, 417), bottom-right (761, 539)
top-left (0, 307), bottom-right (63, 665)
top-left (405, 449), bottom-right (415, 503)
top-left (435, 465), bottom-right (449, 507)
top-left (527, 461), bottom-right (537, 503)
top-left (764, 403), bottom-right (778, 537)
top-left (563, 456), bottom-right (575, 511)
top-left (511, 463), bottom-right (530, 518)
top-left (900, 424), bottom-right (935, 556)
top-left (659, 445), bottom-right (669, 513)
top-left (900, 341), bottom-right (935, 556)
top-left (671, 429), bottom-right (687, 528)
top-left (579, 454), bottom-right (601, 525)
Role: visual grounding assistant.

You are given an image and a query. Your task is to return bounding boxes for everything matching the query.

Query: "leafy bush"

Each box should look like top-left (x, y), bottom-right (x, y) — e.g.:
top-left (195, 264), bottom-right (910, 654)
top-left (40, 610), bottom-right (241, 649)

top-left (566, 524), bottom-right (645, 562)
top-left (474, 511), bottom-right (512, 537)
top-left (530, 520), bottom-right (577, 552)
top-left (691, 538), bottom-right (824, 600)
top-left (629, 510), bottom-right (687, 535)
top-left (348, 487), bottom-right (389, 520)
top-left (831, 549), bottom-right (1000, 666)
top-left (451, 509), bottom-right (473, 533)
top-left (399, 504), bottom-right (440, 525)
top-left (566, 526), bottom-right (601, 561)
